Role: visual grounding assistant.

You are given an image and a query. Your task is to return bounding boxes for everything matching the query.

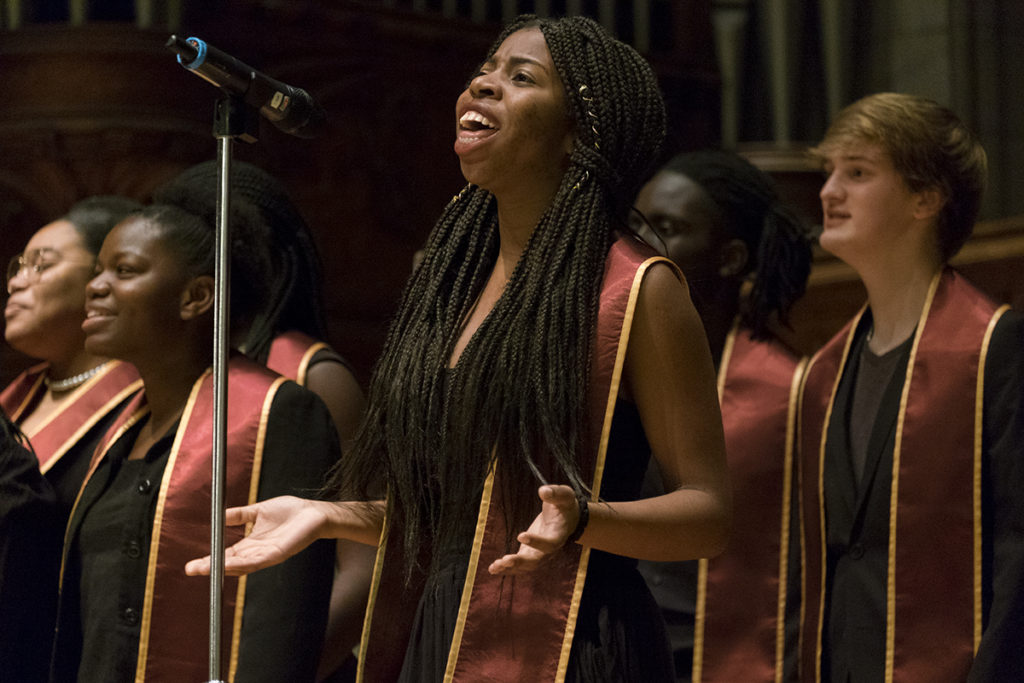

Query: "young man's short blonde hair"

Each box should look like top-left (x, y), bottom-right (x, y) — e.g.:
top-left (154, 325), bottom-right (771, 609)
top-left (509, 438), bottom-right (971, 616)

top-left (810, 92), bottom-right (987, 262)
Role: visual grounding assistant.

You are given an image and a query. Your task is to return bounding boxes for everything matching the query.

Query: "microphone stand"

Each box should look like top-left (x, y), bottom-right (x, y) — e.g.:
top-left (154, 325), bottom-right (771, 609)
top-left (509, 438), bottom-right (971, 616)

top-left (206, 95), bottom-right (258, 683)
top-left (168, 33), bottom-right (320, 681)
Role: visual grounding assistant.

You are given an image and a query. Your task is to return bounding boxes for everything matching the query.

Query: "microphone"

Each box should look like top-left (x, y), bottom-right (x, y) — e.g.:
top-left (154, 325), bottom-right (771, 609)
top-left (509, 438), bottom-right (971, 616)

top-left (167, 35), bottom-right (326, 139)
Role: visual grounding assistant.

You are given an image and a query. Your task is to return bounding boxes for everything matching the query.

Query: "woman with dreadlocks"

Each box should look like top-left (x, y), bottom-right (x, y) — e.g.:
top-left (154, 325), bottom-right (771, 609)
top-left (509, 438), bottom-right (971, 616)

top-left (632, 150), bottom-right (811, 682)
top-left (188, 15), bottom-right (730, 682)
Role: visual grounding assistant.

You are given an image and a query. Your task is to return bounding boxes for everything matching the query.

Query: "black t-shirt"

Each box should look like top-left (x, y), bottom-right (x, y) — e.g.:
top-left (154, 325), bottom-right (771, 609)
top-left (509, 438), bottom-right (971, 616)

top-left (847, 332), bottom-right (915, 488)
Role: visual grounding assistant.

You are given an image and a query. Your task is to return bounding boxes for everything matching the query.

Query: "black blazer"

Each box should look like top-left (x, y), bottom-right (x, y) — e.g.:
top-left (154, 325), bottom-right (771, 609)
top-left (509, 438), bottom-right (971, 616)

top-left (819, 311), bottom-right (1024, 683)
top-left (821, 319), bottom-right (908, 683)
top-left (0, 413), bottom-right (61, 683)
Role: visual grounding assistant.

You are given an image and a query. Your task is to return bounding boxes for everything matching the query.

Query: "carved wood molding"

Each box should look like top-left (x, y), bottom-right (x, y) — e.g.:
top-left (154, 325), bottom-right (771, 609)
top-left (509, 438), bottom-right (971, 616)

top-left (0, 6), bottom-right (722, 383)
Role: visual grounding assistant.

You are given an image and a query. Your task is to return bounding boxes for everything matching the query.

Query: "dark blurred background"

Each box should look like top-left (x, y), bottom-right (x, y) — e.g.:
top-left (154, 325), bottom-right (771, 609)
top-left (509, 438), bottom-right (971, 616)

top-left (2, 0), bottom-right (1022, 385)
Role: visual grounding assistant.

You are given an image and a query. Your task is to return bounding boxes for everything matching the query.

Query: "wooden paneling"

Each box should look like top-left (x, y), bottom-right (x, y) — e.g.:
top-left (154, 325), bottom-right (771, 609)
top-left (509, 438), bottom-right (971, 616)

top-left (0, 23), bottom-right (215, 383)
top-left (0, 3), bottom-right (721, 387)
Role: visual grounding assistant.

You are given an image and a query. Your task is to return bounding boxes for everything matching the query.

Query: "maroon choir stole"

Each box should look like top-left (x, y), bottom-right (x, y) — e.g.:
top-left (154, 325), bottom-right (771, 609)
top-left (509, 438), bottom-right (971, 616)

top-left (693, 326), bottom-right (805, 682)
top-left (358, 236), bottom-right (676, 682)
top-left (68, 356), bottom-right (285, 683)
top-left (266, 330), bottom-right (329, 384)
top-left (0, 360), bottom-right (142, 472)
top-left (799, 269), bottom-right (1008, 682)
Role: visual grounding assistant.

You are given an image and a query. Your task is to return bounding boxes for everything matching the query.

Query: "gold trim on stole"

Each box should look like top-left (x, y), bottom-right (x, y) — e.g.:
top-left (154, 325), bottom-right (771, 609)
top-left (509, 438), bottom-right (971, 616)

top-left (4, 361), bottom-right (143, 473)
top-left (809, 306), bottom-right (866, 682)
top-left (58, 399), bottom-right (151, 587)
top-left (775, 356), bottom-right (807, 682)
top-left (883, 272), bottom-right (944, 682)
top-left (554, 255), bottom-right (672, 680)
top-left (974, 305), bottom-right (1008, 649)
top-left (796, 366), bottom-right (808, 681)
top-left (356, 507), bottom-right (392, 683)
top-left (691, 322), bottom-right (739, 681)
top-left (267, 330), bottom-right (329, 384)
top-left (227, 377), bottom-right (284, 681)
top-left (2, 364), bottom-right (46, 421)
top-left (876, 271), bottom-right (999, 682)
top-left (444, 461), bottom-right (498, 682)
top-left (135, 371), bottom-right (209, 681)
top-left (295, 342), bottom-right (329, 385)
top-left (38, 374), bottom-right (144, 475)
top-left (24, 363), bottom-right (131, 433)
top-left (692, 324), bottom-right (807, 683)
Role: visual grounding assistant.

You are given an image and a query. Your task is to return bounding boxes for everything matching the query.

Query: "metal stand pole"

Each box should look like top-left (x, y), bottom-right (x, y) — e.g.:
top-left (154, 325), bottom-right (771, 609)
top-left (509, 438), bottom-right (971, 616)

top-left (206, 95), bottom-right (257, 683)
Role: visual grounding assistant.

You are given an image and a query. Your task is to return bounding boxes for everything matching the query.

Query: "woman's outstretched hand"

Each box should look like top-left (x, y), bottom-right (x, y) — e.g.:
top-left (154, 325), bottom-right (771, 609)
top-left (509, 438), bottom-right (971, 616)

top-left (185, 495), bottom-right (331, 577)
top-left (488, 484), bottom-right (581, 575)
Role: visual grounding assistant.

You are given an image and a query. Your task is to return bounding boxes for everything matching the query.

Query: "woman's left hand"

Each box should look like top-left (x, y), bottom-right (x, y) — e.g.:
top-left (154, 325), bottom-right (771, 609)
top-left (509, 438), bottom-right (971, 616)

top-left (487, 484), bottom-right (581, 575)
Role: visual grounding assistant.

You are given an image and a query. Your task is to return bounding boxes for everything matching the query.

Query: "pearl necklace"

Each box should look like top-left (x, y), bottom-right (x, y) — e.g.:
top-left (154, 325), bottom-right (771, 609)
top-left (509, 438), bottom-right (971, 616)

top-left (44, 362), bottom-right (108, 393)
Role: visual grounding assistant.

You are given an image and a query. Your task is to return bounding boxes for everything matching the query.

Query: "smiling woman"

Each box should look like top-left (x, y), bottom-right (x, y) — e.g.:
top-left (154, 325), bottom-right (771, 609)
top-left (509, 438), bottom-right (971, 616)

top-left (1, 196), bottom-right (143, 520)
top-left (82, 211), bottom-right (227, 372)
top-left (0, 196), bottom-right (143, 683)
top-left (49, 204), bottom-right (342, 682)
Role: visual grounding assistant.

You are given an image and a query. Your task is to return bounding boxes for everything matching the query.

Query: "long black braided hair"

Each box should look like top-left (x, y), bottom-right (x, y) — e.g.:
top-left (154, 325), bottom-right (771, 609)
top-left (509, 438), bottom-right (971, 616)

top-left (661, 150), bottom-right (812, 339)
top-left (335, 15), bottom-right (667, 576)
top-left (64, 195), bottom-right (143, 256)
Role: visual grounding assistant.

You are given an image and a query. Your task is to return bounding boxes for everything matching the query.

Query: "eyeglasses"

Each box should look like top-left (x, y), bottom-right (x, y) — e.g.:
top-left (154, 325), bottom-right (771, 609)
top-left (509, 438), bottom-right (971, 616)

top-left (5, 248), bottom-right (93, 293)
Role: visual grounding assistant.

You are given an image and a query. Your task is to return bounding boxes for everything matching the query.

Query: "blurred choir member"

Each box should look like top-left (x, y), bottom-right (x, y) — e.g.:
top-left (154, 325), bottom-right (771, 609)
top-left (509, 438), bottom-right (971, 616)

top-left (633, 150), bottom-right (812, 682)
top-left (2, 197), bottom-right (143, 520)
top-left (0, 407), bottom-right (61, 683)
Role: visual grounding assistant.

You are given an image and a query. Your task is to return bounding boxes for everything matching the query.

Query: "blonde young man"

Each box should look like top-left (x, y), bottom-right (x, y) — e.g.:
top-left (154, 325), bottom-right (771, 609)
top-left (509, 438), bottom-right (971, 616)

top-left (798, 92), bottom-right (1024, 682)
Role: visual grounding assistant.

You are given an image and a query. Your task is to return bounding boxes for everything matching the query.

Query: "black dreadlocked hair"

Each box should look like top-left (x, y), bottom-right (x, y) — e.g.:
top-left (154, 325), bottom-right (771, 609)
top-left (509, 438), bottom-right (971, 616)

top-left (64, 196), bottom-right (144, 256)
top-left (662, 150), bottom-right (813, 340)
top-left (0, 407), bottom-right (28, 449)
top-left (153, 161), bottom-right (328, 362)
top-left (334, 14), bottom-right (667, 577)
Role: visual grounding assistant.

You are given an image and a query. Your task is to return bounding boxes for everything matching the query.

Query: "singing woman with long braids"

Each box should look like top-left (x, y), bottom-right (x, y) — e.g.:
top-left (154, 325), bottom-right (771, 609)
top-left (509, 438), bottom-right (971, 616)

top-left (188, 15), bottom-right (730, 681)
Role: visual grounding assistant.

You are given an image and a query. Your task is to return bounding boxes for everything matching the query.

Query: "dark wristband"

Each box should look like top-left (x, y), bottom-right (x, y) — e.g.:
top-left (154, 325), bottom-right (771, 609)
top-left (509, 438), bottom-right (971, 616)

top-left (565, 492), bottom-right (589, 545)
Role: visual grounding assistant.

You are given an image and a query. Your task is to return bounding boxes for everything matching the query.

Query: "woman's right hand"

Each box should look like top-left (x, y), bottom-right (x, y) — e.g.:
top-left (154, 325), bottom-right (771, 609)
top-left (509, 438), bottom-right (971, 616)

top-left (185, 495), bottom-right (334, 577)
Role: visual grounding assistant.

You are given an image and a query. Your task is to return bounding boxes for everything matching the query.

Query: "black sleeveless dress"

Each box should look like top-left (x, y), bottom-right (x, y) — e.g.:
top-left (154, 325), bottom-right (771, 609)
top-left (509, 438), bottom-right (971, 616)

top-left (396, 400), bottom-right (675, 682)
